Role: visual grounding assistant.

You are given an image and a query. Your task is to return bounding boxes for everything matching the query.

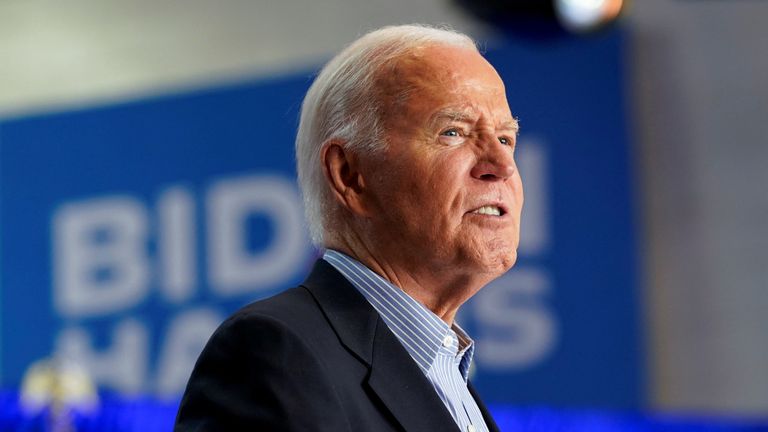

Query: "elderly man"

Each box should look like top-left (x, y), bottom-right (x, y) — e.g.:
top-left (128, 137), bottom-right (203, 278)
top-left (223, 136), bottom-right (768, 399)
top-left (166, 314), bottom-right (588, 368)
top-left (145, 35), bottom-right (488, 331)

top-left (175, 24), bottom-right (522, 432)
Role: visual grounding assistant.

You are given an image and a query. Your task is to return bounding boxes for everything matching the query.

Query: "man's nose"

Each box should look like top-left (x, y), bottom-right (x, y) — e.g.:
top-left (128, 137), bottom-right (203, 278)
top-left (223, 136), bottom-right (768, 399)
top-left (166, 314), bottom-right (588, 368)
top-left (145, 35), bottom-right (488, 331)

top-left (470, 134), bottom-right (516, 181)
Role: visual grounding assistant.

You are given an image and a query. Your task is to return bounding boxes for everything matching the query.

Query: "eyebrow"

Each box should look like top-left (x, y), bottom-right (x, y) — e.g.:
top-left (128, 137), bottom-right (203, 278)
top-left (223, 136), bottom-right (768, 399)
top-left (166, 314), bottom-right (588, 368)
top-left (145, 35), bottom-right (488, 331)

top-left (429, 109), bottom-right (520, 133)
top-left (429, 109), bottom-right (474, 127)
top-left (499, 117), bottom-right (520, 134)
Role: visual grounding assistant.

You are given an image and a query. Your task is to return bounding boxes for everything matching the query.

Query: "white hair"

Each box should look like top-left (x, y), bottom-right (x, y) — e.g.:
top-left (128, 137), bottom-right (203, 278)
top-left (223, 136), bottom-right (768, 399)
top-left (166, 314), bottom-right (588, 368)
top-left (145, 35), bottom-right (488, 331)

top-left (295, 24), bottom-right (477, 246)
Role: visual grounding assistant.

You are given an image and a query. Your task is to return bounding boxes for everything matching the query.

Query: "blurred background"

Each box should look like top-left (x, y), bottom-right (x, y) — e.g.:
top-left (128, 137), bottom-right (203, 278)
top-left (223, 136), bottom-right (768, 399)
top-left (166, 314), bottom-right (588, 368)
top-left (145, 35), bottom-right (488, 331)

top-left (1, 0), bottom-right (767, 430)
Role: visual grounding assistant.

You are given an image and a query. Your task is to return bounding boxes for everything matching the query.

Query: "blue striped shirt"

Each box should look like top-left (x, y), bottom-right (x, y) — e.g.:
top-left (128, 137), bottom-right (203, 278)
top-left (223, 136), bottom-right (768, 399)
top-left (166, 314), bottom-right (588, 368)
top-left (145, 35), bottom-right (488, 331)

top-left (324, 250), bottom-right (489, 432)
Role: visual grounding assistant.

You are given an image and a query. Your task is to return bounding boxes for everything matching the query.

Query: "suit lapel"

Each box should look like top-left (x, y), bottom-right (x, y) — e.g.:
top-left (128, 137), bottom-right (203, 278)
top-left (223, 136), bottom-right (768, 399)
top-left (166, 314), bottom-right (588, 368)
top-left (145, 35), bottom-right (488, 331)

top-left (367, 316), bottom-right (461, 432)
top-left (302, 259), bottom-right (378, 365)
top-left (303, 259), bottom-right (460, 432)
top-left (468, 381), bottom-right (500, 432)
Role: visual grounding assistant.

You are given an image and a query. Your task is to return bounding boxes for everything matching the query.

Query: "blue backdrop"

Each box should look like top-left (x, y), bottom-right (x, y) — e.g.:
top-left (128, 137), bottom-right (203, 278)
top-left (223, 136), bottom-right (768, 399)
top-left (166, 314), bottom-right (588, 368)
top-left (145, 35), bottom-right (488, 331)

top-left (0, 29), bottom-right (642, 409)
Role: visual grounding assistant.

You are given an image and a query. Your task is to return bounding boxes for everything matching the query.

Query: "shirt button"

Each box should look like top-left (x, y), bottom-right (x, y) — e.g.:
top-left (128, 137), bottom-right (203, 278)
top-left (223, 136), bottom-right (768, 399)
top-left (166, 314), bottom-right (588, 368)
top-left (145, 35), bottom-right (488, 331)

top-left (442, 335), bottom-right (453, 347)
top-left (467, 425), bottom-right (476, 432)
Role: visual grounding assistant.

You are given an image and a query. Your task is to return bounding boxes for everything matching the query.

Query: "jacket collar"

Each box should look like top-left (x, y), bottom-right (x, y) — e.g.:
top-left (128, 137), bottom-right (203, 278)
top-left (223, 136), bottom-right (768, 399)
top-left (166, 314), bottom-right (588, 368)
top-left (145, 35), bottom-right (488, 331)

top-left (323, 250), bottom-right (478, 379)
top-left (301, 259), bottom-right (461, 431)
top-left (469, 382), bottom-right (501, 432)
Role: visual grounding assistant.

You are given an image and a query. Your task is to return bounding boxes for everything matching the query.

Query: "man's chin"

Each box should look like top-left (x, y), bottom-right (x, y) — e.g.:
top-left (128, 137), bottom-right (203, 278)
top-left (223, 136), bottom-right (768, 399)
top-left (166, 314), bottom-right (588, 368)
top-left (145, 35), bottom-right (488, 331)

top-left (469, 248), bottom-right (518, 279)
top-left (491, 250), bottom-right (518, 275)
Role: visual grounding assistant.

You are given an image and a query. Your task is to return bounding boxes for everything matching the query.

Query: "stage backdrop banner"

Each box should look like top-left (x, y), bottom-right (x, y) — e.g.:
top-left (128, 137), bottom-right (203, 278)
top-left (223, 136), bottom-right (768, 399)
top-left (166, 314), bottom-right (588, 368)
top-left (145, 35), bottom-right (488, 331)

top-left (0, 29), bottom-right (643, 408)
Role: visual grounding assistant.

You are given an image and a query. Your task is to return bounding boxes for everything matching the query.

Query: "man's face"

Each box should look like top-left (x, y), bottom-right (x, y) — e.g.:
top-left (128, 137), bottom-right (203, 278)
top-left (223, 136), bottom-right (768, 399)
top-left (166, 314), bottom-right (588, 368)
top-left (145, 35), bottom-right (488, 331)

top-left (359, 44), bottom-right (523, 278)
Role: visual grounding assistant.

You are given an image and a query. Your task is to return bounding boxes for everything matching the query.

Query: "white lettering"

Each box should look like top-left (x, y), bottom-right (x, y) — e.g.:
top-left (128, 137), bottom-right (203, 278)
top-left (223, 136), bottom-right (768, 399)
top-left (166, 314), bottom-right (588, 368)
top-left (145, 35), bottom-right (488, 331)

top-left (53, 198), bottom-right (149, 317)
top-left (55, 319), bottom-right (148, 394)
top-left (154, 308), bottom-right (223, 397)
top-left (474, 267), bottom-right (556, 369)
top-left (158, 187), bottom-right (196, 303)
top-left (517, 137), bottom-right (550, 255)
top-left (207, 175), bottom-right (308, 295)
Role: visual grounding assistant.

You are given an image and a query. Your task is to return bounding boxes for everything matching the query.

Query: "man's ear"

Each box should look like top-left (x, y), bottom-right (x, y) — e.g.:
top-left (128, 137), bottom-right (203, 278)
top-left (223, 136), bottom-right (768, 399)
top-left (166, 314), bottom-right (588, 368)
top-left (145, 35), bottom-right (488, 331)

top-left (321, 140), bottom-right (370, 217)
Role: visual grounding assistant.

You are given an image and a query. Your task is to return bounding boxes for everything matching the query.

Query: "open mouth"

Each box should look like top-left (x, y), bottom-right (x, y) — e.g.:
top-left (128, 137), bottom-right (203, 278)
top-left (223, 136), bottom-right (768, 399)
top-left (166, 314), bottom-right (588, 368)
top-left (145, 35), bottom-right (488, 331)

top-left (470, 205), bottom-right (505, 216)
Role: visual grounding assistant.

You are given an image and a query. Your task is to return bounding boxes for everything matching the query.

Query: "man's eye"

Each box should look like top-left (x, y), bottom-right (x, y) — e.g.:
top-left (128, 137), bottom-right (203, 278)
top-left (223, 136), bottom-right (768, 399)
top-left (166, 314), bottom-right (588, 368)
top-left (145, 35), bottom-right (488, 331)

top-left (499, 136), bottom-right (512, 146)
top-left (438, 128), bottom-right (466, 146)
top-left (441, 129), bottom-right (461, 137)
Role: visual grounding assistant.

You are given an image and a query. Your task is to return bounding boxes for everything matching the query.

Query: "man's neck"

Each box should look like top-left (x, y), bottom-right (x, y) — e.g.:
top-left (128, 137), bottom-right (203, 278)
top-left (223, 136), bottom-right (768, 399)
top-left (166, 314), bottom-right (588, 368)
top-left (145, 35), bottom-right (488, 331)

top-left (324, 238), bottom-right (491, 324)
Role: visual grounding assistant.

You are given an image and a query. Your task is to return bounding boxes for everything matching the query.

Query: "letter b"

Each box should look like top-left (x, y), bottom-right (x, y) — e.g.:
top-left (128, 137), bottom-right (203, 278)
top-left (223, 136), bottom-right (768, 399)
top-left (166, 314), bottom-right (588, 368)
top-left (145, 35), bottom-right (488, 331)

top-left (53, 197), bottom-right (149, 317)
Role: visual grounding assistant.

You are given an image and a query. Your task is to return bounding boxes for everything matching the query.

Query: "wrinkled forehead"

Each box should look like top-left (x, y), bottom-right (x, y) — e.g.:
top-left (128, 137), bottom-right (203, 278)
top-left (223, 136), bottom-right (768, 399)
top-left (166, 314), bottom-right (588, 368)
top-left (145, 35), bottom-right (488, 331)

top-left (372, 44), bottom-right (510, 130)
top-left (374, 44), bottom-right (506, 110)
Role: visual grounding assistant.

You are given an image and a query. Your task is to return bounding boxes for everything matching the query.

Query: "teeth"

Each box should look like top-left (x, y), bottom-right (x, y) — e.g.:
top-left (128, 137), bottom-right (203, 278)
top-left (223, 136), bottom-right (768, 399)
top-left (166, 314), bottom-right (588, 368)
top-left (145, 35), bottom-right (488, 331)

top-left (473, 205), bottom-right (501, 216)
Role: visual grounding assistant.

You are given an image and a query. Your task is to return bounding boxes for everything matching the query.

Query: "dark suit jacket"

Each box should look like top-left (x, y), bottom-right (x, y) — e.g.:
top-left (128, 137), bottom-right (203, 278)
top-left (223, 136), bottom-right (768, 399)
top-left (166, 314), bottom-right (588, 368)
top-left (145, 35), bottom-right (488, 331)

top-left (175, 259), bottom-right (500, 431)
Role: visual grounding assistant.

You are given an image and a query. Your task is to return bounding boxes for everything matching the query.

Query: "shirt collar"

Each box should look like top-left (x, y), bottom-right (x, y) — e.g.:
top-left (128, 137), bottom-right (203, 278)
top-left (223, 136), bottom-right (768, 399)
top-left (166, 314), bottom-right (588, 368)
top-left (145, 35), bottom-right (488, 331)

top-left (323, 249), bottom-right (475, 379)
